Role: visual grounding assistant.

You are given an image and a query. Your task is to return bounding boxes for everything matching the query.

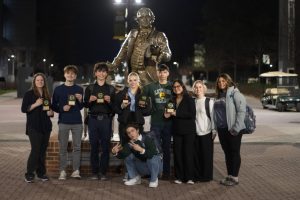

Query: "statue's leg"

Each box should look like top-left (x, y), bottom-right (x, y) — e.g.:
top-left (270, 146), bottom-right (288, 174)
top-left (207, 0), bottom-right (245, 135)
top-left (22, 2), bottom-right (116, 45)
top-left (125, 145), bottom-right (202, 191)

top-left (145, 66), bottom-right (158, 84)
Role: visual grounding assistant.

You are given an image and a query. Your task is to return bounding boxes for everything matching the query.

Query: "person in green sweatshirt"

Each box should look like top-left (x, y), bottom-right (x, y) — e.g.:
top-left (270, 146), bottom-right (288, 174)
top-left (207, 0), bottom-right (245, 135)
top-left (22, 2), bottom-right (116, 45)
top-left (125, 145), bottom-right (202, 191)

top-left (142, 64), bottom-right (172, 180)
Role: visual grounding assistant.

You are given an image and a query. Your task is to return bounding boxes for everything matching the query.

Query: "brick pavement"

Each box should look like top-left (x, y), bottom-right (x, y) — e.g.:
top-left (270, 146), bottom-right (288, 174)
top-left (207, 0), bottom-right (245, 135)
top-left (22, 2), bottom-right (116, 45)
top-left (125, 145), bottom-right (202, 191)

top-left (0, 141), bottom-right (300, 200)
top-left (1, 91), bottom-right (300, 199)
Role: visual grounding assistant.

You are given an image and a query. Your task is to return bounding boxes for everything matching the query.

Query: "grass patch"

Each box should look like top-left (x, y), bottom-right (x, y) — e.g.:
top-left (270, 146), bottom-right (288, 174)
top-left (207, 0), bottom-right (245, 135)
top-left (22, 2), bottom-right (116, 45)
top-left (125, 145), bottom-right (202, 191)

top-left (0, 89), bottom-right (15, 95)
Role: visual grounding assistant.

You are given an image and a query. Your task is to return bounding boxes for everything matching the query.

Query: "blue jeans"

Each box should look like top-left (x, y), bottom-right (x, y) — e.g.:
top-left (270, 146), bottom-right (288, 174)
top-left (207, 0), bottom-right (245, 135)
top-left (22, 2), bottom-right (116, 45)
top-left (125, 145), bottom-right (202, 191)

top-left (88, 117), bottom-right (111, 175)
top-left (125, 154), bottom-right (162, 182)
top-left (151, 123), bottom-right (172, 176)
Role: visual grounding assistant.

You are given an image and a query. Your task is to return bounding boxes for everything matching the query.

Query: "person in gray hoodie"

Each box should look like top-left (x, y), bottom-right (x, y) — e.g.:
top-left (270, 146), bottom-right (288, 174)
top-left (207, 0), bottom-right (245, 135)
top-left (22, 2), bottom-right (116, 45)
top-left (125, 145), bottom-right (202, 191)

top-left (212, 73), bottom-right (246, 186)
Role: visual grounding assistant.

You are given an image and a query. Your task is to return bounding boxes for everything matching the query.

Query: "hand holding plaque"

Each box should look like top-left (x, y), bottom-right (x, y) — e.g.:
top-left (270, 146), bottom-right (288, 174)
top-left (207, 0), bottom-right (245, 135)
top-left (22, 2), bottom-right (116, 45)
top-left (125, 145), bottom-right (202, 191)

top-left (43, 99), bottom-right (50, 111)
top-left (165, 101), bottom-right (175, 113)
top-left (138, 96), bottom-right (147, 107)
top-left (68, 94), bottom-right (76, 106)
top-left (121, 94), bottom-right (129, 109)
top-left (97, 92), bottom-right (104, 103)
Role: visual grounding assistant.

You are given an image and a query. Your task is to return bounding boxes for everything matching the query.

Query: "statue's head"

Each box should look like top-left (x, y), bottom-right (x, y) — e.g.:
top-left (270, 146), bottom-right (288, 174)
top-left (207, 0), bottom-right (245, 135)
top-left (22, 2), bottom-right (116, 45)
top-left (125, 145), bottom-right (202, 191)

top-left (136, 7), bottom-right (155, 28)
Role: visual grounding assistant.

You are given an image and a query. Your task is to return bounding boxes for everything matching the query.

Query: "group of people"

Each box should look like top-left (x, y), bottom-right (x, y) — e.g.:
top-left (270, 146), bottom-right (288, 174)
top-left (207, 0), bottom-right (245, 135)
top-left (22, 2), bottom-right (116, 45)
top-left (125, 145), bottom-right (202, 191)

top-left (22, 62), bottom-right (246, 189)
top-left (21, 6), bottom-right (246, 188)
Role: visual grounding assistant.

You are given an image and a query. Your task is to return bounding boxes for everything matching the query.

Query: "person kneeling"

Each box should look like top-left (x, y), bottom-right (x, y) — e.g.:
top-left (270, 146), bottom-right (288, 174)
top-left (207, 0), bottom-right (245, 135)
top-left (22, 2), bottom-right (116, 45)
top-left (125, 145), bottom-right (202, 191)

top-left (112, 123), bottom-right (162, 188)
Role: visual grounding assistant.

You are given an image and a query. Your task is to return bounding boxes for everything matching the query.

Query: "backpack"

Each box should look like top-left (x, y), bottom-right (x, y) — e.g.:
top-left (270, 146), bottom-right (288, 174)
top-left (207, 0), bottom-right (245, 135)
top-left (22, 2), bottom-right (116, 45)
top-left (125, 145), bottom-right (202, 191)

top-left (241, 105), bottom-right (256, 134)
top-left (142, 131), bottom-right (162, 155)
top-left (205, 97), bottom-right (211, 121)
top-left (232, 91), bottom-right (256, 134)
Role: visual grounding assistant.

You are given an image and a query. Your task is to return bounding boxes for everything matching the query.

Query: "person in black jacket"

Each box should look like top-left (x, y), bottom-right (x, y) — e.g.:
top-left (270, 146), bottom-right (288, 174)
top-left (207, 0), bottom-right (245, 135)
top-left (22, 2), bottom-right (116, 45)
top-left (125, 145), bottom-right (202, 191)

top-left (84, 62), bottom-right (116, 180)
top-left (164, 79), bottom-right (196, 184)
top-left (21, 73), bottom-right (54, 183)
top-left (114, 72), bottom-right (151, 145)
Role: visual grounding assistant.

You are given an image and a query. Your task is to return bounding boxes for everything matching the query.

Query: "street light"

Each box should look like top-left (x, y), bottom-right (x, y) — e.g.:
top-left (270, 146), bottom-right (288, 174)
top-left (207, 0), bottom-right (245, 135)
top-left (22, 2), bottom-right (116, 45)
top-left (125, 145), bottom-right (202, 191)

top-left (43, 58), bottom-right (47, 75)
top-left (10, 55), bottom-right (16, 82)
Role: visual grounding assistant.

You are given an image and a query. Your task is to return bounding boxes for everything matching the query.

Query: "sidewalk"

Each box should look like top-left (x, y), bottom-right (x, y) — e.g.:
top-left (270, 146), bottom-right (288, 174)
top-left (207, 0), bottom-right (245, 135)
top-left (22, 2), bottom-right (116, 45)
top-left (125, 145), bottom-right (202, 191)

top-left (0, 91), bottom-right (300, 200)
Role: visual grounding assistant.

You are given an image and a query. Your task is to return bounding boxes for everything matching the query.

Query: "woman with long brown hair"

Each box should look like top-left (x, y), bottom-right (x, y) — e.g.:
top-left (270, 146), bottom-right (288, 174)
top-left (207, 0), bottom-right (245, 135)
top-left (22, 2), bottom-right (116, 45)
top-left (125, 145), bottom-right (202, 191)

top-left (213, 73), bottom-right (246, 186)
top-left (21, 73), bottom-right (53, 183)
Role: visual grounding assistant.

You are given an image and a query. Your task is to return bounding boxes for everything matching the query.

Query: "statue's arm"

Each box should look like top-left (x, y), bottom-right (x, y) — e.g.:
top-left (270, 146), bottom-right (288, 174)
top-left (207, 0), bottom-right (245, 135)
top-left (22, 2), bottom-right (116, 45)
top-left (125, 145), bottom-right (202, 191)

top-left (156, 32), bottom-right (172, 62)
top-left (112, 32), bottom-right (132, 69)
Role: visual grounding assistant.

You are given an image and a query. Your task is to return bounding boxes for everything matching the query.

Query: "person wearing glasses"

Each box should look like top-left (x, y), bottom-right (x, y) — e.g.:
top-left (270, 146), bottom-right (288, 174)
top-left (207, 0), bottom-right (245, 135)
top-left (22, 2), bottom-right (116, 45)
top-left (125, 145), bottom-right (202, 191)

top-left (164, 80), bottom-right (196, 184)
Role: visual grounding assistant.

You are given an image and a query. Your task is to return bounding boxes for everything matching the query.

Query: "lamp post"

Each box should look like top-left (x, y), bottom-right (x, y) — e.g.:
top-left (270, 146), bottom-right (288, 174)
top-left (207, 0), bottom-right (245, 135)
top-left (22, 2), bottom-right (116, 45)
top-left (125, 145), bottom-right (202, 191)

top-left (8, 55), bottom-right (16, 82)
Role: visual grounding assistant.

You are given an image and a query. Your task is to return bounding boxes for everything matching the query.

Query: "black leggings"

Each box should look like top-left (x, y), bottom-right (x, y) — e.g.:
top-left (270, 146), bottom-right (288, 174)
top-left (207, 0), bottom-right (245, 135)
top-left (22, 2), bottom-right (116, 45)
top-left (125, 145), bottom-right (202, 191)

top-left (218, 128), bottom-right (242, 177)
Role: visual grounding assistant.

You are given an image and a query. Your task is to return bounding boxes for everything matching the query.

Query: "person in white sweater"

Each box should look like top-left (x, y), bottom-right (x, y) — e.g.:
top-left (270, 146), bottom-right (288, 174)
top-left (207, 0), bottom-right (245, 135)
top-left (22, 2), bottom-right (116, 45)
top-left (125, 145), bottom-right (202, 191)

top-left (193, 80), bottom-right (216, 182)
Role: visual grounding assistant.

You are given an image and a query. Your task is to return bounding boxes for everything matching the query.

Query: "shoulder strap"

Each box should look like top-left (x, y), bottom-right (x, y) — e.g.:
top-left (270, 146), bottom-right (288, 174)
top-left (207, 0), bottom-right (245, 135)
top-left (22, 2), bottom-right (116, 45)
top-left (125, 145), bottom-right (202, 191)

top-left (205, 97), bottom-right (211, 120)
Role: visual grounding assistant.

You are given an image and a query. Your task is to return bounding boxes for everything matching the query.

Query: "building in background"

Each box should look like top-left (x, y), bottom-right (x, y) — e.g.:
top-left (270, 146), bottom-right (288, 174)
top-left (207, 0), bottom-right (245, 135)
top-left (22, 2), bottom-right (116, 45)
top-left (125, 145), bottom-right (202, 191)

top-left (0, 0), bottom-right (36, 85)
top-left (278, 0), bottom-right (295, 73)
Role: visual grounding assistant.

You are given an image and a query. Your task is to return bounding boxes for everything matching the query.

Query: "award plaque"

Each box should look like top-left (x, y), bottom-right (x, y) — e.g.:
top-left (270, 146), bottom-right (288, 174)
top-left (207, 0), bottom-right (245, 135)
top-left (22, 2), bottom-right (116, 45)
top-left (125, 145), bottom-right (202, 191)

top-left (166, 101), bottom-right (175, 113)
top-left (123, 94), bottom-right (129, 104)
top-left (97, 93), bottom-right (104, 103)
top-left (68, 94), bottom-right (76, 106)
top-left (138, 96), bottom-right (147, 107)
top-left (43, 99), bottom-right (50, 111)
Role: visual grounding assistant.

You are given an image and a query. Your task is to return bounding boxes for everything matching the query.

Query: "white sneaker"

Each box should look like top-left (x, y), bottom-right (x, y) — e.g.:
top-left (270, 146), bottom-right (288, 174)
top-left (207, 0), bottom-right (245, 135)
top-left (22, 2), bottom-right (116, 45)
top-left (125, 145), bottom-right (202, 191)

top-left (124, 176), bottom-right (141, 186)
top-left (149, 179), bottom-right (158, 188)
top-left (123, 172), bottom-right (129, 182)
top-left (174, 179), bottom-right (182, 184)
top-left (187, 180), bottom-right (194, 185)
top-left (71, 170), bottom-right (81, 179)
top-left (58, 170), bottom-right (66, 180)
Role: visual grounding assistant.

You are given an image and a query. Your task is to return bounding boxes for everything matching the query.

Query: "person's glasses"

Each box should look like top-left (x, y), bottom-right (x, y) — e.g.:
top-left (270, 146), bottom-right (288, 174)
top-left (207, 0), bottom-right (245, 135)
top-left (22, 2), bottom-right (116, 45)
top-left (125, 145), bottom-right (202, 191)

top-left (173, 85), bottom-right (182, 89)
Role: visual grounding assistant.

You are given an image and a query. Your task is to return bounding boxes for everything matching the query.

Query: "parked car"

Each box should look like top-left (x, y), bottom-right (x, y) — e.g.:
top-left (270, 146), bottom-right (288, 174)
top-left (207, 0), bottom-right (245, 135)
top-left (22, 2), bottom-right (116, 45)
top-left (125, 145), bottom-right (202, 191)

top-left (261, 87), bottom-right (300, 112)
top-left (260, 71), bottom-right (300, 112)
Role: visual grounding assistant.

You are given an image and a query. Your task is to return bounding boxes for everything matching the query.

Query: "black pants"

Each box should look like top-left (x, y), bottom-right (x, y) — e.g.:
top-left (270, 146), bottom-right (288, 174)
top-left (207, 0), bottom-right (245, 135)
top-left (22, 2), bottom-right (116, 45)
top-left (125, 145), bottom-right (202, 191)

top-left (194, 133), bottom-right (213, 181)
top-left (218, 128), bottom-right (242, 177)
top-left (26, 129), bottom-right (51, 177)
top-left (89, 117), bottom-right (111, 175)
top-left (173, 134), bottom-right (195, 181)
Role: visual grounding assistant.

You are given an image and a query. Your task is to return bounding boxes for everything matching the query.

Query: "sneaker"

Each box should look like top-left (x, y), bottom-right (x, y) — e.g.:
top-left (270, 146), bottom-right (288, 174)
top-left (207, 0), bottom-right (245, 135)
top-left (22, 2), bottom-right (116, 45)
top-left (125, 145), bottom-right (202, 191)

top-left (89, 174), bottom-right (99, 180)
top-left (37, 174), bottom-right (49, 181)
top-left (174, 180), bottom-right (182, 184)
top-left (58, 170), bottom-right (67, 180)
top-left (149, 179), bottom-right (158, 188)
top-left (71, 170), bottom-right (81, 179)
top-left (219, 176), bottom-right (230, 185)
top-left (25, 176), bottom-right (34, 183)
top-left (123, 172), bottom-right (129, 182)
top-left (186, 180), bottom-right (194, 185)
top-left (124, 176), bottom-right (141, 186)
top-left (220, 177), bottom-right (239, 186)
top-left (99, 174), bottom-right (108, 181)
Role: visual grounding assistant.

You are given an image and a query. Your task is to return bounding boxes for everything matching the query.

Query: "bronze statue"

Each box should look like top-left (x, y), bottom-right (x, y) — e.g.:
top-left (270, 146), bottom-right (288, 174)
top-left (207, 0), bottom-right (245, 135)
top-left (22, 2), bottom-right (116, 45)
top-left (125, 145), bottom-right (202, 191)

top-left (111, 7), bottom-right (172, 86)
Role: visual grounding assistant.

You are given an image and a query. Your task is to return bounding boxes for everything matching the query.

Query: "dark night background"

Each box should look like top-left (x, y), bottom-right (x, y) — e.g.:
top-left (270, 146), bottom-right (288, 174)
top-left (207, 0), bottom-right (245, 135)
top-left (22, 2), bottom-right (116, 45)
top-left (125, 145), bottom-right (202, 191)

top-left (37, 0), bottom-right (207, 65)
top-left (3, 0), bottom-right (300, 84)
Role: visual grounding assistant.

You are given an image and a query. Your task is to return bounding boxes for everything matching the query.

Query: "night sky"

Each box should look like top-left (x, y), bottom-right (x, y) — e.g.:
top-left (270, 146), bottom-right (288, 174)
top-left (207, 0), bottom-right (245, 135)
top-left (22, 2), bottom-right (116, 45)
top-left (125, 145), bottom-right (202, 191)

top-left (39, 0), bottom-right (205, 66)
